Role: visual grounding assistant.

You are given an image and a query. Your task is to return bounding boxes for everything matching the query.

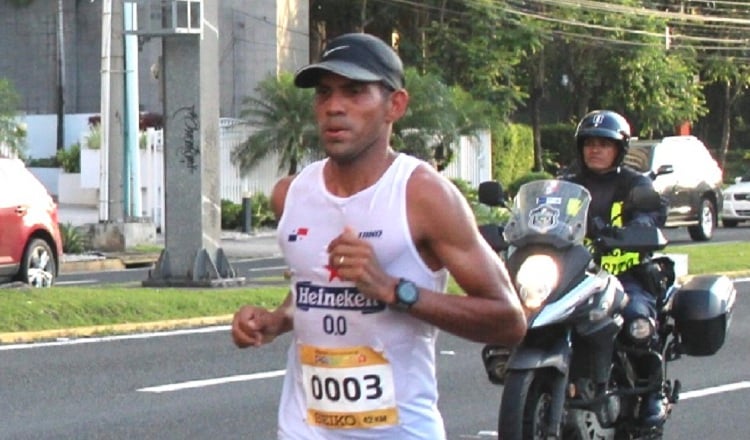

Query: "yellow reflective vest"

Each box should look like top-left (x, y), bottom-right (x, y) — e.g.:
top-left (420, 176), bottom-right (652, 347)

top-left (589, 201), bottom-right (642, 275)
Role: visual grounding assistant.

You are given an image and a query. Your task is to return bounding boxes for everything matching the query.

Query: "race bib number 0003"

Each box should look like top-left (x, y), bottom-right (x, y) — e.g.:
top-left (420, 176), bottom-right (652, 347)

top-left (300, 345), bottom-right (398, 430)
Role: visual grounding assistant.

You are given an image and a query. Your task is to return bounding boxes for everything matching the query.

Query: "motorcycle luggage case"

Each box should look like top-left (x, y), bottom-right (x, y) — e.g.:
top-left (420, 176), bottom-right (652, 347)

top-left (671, 275), bottom-right (736, 356)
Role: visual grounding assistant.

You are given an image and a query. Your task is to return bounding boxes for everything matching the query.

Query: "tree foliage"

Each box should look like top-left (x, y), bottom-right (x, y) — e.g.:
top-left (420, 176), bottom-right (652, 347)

top-left (420, 0), bottom-right (533, 118)
top-left (0, 78), bottom-right (26, 157)
top-left (296, 0), bottom-right (750, 173)
top-left (232, 72), bottom-right (319, 176)
top-left (701, 59), bottom-right (750, 170)
top-left (394, 68), bottom-right (495, 169)
top-left (613, 50), bottom-right (706, 138)
top-left (232, 68), bottom-right (495, 175)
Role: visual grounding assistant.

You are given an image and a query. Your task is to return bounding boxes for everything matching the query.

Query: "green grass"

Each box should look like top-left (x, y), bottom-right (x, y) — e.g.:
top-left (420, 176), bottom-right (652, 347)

top-left (0, 285), bottom-right (288, 333)
top-left (0, 242), bottom-right (747, 336)
top-left (666, 241), bottom-right (750, 275)
top-left (127, 243), bottom-right (164, 253)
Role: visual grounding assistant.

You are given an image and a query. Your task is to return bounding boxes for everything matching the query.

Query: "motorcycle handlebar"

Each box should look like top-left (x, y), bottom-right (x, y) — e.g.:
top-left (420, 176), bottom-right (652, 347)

top-left (479, 224), bottom-right (509, 253)
top-left (592, 223), bottom-right (668, 253)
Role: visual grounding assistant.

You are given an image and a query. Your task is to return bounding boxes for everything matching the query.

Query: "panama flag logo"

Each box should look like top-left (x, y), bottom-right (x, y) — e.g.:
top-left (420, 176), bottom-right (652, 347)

top-left (288, 227), bottom-right (309, 242)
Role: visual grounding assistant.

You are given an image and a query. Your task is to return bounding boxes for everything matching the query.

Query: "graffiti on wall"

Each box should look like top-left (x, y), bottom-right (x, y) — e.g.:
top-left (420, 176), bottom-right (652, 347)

top-left (173, 105), bottom-right (200, 172)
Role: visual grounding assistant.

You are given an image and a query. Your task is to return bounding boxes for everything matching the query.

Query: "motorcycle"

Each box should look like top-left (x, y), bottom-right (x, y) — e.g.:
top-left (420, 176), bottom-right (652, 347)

top-left (478, 179), bottom-right (737, 440)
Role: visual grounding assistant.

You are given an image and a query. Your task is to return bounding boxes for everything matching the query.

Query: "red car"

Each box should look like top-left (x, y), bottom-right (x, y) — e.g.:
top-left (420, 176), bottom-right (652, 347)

top-left (0, 157), bottom-right (63, 287)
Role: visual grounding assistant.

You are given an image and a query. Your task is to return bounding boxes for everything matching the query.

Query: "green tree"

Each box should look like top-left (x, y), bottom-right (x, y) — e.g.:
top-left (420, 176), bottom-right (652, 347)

top-left (394, 68), bottom-right (495, 170)
top-left (538, 1), bottom-right (707, 135)
top-left (306, 0), bottom-right (750, 169)
top-left (421, 0), bottom-right (530, 118)
top-left (610, 49), bottom-right (706, 138)
top-left (232, 72), bottom-right (319, 176)
top-left (701, 59), bottom-right (750, 171)
top-left (0, 78), bottom-right (26, 157)
top-left (513, 5), bottom-right (552, 172)
top-left (308, 1), bottom-right (535, 118)
top-left (232, 67), bottom-right (494, 175)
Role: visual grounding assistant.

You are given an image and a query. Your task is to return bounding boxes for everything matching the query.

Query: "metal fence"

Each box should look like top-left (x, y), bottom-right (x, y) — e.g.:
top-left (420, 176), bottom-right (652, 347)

top-left (49, 120), bottom-right (492, 231)
top-left (217, 121), bottom-right (492, 203)
top-left (440, 130), bottom-right (492, 187)
top-left (218, 118), bottom-right (288, 203)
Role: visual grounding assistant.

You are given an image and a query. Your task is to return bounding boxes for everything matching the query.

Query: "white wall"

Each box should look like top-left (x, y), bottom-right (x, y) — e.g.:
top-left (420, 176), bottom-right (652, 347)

top-left (28, 167), bottom-right (62, 197)
top-left (21, 113), bottom-right (97, 158)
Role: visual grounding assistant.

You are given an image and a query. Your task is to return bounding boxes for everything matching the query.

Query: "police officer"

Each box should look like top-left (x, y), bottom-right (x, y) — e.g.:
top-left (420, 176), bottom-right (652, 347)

top-left (565, 109), bottom-right (667, 427)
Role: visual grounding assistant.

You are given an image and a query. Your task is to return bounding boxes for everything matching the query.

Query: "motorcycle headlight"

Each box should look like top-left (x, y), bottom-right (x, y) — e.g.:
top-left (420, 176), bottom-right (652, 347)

top-left (516, 254), bottom-right (560, 310)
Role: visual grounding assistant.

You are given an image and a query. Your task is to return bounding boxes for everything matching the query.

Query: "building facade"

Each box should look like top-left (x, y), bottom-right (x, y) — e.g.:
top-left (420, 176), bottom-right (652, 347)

top-left (0, 0), bottom-right (309, 119)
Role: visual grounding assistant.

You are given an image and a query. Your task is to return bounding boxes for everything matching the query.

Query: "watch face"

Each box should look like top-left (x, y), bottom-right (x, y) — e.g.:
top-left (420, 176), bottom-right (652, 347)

top-left (397, 280), bottom-right (419, 306)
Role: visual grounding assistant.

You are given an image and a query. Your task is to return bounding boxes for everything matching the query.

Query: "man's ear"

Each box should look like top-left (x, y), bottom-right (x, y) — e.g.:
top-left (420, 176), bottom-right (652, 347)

top-left (387, 89), bottom-right (409, 122)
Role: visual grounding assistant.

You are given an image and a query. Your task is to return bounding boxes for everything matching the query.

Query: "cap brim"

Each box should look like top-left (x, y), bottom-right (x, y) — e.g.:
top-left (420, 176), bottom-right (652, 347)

top-left (294, 60), bottom-right (382, 88)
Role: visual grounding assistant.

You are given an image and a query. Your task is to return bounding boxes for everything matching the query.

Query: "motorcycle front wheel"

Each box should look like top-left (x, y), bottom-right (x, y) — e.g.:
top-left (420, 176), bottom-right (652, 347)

top-left (499, 368), bottom-right (562, 440)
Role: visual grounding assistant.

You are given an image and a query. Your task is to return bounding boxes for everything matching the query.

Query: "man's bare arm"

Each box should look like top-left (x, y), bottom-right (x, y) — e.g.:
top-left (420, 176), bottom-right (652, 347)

top-left (404, 165), bottom-right (526, 345)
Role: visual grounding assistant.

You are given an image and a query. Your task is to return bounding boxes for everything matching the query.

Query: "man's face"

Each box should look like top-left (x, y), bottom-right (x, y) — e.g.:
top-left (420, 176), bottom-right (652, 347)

top-left (582, 137), bottom-right (619, 173)
top-left (313, 73), bottom-right (399, 163)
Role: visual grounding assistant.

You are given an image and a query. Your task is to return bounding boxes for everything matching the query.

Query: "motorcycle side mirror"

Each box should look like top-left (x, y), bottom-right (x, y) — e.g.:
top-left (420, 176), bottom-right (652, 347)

top-left (625, 186), bottom-right (663, 212)
top-left (478, 181), bottom-right (508, 207)
top-left (649, 164), bottom-right (674, 180)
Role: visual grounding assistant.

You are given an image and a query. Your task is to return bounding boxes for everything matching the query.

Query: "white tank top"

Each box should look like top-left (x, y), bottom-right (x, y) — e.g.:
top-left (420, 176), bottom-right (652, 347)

top-left (275, 153), bottom-right (449, 439)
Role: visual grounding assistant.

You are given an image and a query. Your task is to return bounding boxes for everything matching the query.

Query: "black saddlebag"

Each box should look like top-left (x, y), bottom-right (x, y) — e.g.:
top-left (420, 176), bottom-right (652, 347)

top-left (670, 275), bottom-right (737, 356)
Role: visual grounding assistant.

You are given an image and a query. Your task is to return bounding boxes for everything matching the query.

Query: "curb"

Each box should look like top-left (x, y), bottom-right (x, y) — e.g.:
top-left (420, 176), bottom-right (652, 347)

top-left (60, 259), bottom-right (126, 274)
top-left (60, 254), bottom-right (160, 274)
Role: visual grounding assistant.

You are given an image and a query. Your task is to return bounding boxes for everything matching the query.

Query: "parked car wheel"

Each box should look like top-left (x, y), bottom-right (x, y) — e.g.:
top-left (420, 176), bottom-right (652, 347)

top-left (722, 219), bottom-right (739, 228)
top-left (623, 136), bottom-right (723, 242)
top-left (17, 238), bottom-right (57, 287)
top-left (687, 198), bottom-right (715, 241)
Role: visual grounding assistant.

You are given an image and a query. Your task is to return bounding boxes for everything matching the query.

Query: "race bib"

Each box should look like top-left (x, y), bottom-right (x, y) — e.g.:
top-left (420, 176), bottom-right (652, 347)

top-left (300, 345), bottom-right (398, 430)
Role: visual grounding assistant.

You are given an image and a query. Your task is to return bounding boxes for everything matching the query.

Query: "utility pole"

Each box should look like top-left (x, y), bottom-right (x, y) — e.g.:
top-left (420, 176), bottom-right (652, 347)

top-left (99, 0), bottom-right (125, 223)
top-left (56, 0), bottom-right (65, 152)
top-left (124, 2), bottom-right (142, 218)
top-left (135, 0), bottom-right (242, 287)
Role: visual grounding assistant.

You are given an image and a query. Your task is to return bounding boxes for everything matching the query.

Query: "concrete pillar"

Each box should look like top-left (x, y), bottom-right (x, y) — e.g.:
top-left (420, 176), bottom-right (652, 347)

top-left (144, 0), bottom-right (243, 287)
top-left (108, 0), bottom-right (125, 223)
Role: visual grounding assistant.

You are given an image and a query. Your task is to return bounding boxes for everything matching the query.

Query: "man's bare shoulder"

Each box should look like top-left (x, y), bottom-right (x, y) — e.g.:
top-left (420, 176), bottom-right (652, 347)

top-left (407, 163), bottom-right (463, 206)
top-left (271, 175), bottom-right (297, 219)
top-left (406, 163), bottom-right (475, 238)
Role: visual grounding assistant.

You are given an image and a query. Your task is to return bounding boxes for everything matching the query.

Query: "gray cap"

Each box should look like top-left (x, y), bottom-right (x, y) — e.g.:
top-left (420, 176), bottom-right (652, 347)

top-left (294, 33), bottom-right (404, 90)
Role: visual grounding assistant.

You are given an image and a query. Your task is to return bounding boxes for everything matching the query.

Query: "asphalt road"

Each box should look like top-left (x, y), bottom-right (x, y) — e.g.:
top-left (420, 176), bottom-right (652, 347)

top-left (1, 279), bottom-right (748, 440)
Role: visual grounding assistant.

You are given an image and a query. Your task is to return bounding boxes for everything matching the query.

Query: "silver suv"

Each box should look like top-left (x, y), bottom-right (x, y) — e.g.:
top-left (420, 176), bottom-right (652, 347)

top-left (623, 135), bottom-right (723, 241)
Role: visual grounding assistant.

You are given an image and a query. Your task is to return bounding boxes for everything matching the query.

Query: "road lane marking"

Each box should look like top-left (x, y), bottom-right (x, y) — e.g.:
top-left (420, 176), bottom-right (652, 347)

top-left (0, 326), bottom-right (230, 351)
top-left (246, 265), bottom-right (288, 272)
top-left (137, 350), bottom-right (461, 394)
top-left (137, 370), bottom-right (286, 393)
top-left (679, 381), bottom-right (750, 400)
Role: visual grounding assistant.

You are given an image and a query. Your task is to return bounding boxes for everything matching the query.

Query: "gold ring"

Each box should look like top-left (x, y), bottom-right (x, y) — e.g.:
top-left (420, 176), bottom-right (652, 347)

top-left (338, 255), bottom-right (345, 265)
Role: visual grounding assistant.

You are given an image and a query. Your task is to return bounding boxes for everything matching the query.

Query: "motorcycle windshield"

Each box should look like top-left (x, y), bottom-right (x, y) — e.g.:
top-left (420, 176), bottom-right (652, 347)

top-left (504, 180), bottom-right (591, 248)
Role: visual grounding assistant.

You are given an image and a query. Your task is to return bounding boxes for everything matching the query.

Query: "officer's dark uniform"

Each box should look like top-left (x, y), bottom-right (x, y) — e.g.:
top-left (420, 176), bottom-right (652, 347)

top-left (566, 110), bottom-right (668, 428)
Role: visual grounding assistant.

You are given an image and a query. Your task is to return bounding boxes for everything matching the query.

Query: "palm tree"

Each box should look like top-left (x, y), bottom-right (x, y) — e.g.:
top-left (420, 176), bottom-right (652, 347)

top-left (232, 68), bottom-right (495, 175)
top-left (232, 72), bottom-right (319, 176)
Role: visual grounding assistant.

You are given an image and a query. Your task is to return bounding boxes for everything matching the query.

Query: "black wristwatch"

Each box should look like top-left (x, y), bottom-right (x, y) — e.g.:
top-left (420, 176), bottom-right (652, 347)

top-left (392, 278), bottom-right (420, 311)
